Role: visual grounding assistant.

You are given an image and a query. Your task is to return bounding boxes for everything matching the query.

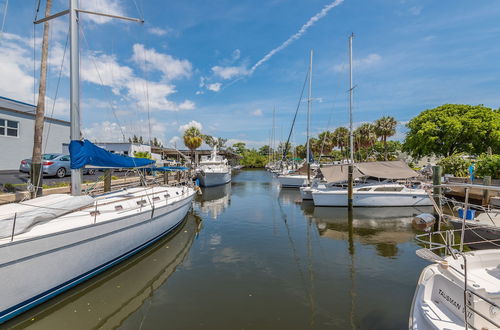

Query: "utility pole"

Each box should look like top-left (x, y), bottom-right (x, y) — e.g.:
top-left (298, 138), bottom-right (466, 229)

top-left (348, 33), bottom-right (354, 210)
top-left (31, 0), bottom-right (52, 198)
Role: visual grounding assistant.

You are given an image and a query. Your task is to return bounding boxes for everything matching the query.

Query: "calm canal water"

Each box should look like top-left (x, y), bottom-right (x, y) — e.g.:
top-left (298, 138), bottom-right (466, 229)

top-left (4, 169), bottom-right (434, 330)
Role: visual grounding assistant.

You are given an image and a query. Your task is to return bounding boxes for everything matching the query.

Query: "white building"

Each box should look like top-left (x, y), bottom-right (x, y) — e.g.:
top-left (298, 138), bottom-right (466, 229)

top-left (0, 96), bottom-right (70, 171)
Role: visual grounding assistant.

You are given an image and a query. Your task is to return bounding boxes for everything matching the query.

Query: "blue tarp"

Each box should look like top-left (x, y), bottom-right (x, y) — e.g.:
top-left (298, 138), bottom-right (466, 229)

top-left (152, 166), bottom-right (189, 171)
top-left (69, 139), bottom-right (155, 169)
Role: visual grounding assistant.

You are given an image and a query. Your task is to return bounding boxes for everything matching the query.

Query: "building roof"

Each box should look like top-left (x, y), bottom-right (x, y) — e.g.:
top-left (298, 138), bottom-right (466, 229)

top-left (0, 96), bottom-right (70, 125)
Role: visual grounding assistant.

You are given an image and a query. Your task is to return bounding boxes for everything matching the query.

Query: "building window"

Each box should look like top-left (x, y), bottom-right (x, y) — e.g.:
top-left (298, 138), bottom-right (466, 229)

top-left (0, 119), bottom-right (19, 137)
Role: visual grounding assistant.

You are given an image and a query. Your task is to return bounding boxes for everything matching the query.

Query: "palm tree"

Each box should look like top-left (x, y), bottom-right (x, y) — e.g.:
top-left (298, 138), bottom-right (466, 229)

top-left (332, 127), bottom-right (349, 157)
top-left (317, 130), bottom-right (335, 157)
top-left (354, 123), bottom-right (377, 161)
top-left (183, 127), bottom-right (203, 164)
top-left (374, 116), bottom-right (397, 161)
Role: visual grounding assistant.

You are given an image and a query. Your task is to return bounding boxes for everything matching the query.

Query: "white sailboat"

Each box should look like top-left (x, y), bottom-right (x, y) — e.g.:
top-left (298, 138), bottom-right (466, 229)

top-left (0, 1), bottom-right (195, 324)
top-left (278, 49), bottom-right (314, 188)
top-left (196, 146), bottom-right (231, 187)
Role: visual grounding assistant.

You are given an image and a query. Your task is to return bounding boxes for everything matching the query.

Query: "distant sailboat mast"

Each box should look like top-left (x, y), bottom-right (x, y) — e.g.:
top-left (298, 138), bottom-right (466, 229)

top-left (347, 33), bottom-right (354, 209)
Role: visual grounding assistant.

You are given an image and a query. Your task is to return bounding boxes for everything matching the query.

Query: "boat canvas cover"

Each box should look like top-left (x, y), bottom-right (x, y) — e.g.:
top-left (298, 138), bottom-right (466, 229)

top-left (320, 161), bottom-right (418, 183)
top-left (320, 165), bottom-right (364, 183)
top-left (355, 160), bottom-right (418, 179)
top-left (69, 139), bottom-right (155, 169)
top-left (0, 194), bottom-right (94, 238)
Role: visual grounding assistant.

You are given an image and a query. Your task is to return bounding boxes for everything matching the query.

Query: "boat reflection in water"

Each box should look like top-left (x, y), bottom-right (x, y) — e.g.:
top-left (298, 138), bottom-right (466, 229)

top-left (301, 203), bottom-right (434, 257)
top-left (6, 214), bottom-right (202, 330)
top-left (195, 183), bottom-right (231, 219)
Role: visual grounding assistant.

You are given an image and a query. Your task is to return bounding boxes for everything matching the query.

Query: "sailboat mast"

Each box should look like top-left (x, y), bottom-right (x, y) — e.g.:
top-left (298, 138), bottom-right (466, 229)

top-left (70, 0), bottom-right (82, 196)
top-left (347, 33), bottom-right (354, 209)
top-left (349, 34), bottom-right (354, 163)
top-left (306, 49), bottom-right (313, 182)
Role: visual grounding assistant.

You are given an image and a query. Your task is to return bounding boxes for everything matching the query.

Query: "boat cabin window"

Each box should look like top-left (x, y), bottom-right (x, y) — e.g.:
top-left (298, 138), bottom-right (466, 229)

top-left (115, 205), bottom-right (123, 211)
top-left (357, 187), bottom-right (372, 191)
top-left (373, 186), bottom-right (404, 192)
top-left (136, 200), bottom-right (147, 206)
top-left (153, 196), bottom-right (161, 202)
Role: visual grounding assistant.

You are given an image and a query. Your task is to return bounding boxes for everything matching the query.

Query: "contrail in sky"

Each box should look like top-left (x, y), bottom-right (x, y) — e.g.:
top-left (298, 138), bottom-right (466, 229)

top-left (249, 0), bottom-right (345, 75)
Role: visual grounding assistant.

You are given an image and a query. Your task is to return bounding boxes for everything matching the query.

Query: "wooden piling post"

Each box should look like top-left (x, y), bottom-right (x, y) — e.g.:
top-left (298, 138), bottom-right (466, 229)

top-left (164, 171), bottom-right (168, 184)
top-left (483, 175), bottom-right (491, 206)
top-left (104, 169), bottom-right (112, 192)
top-left (432, 165), bottom-right (442, 204)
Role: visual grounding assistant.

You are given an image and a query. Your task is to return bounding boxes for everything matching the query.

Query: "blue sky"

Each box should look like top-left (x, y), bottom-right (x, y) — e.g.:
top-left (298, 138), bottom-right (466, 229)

top-left (1, 0), bottom-right (499, 149)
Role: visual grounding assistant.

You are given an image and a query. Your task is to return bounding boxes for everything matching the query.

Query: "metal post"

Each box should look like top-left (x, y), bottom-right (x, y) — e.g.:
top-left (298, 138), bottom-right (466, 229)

top-left (347, 33), bottom-right (354, 210)
top-left (483, 175), bottom-right (491, 206)
top-left (459, 187), bottom-right (470, 252)
top-left (10, 213), bottom-right (17, 242)
top-left (70, 0), bottom-right (82, 196)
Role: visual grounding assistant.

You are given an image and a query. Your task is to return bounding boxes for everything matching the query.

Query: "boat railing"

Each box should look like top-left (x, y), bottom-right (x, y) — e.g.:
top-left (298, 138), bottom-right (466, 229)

top-left (415, 227), bottom-right (500, 255)
top-left (462, 254), bottom-right (500, 330)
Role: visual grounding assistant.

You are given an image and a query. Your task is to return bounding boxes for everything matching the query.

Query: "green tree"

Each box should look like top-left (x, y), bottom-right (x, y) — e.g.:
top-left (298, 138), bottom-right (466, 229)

top-left (317, 131), bottom-right (335, 156)
top-left (202, 135), bottom-right (217, 148)
top-left (133, 151), bottom-right (152, 159)
top-left (259, 145), bottom-right (270, 156)
top-left (295, 145), bottom-right (306, 159)
top-left (240, 149), bottom-right (268, 168)
top-left (475, 154), bottom-right (500, 179)
top-left (183, 127), bottom-right (203, 163)
top-left (232, 142), bottom-right (247, 155)
top-left (374, 116), bottom-right (397, 161)
top-left (403, 104), bottom-right (500, 158)
top-left (437, 154), bottom-right (471, 177)
top-left (332, 127), bottom-right (349, 155)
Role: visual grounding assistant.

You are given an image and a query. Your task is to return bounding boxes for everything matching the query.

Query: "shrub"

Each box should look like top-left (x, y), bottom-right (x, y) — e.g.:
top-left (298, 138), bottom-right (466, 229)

top-left (475, 154), bottom-right (500, 179)
top-left (437, 154), bottom-right (471, 177)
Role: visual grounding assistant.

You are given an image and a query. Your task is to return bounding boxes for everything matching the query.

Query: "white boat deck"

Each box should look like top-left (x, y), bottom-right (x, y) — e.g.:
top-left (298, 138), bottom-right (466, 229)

top-left (0, 186), bottom-right (192, 245)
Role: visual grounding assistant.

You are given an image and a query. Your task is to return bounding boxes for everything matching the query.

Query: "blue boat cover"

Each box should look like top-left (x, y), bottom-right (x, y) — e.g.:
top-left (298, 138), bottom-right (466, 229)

top-left (69, 139), bottom-right (154, 169)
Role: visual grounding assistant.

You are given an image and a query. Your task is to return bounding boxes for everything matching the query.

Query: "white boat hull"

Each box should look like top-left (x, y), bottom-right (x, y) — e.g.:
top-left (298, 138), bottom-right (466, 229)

top-left (0, 190), bottom-right (194, 323)
top-left (277, 175), bottom-right (308, 188)
top-left (312, 190), bottom-right (433, 207)
top-left (196, 171), bottom-right (231, 187)
top-left (300, 186), bottom-right (313, 200)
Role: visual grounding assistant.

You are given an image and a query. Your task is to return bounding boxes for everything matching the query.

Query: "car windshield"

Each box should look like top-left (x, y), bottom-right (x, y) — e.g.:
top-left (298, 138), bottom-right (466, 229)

top-left (42, 154), bottom-right (59, 160)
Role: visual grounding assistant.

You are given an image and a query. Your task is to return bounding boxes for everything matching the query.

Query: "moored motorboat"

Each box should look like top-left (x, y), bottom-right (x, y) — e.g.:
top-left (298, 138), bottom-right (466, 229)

top-left (312, 182), bottom-right (432, 207)
top-left (196, 146), bottom-right (231, 187)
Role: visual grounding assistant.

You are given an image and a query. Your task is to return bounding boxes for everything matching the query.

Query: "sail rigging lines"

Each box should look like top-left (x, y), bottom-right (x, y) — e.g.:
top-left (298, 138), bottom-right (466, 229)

top-left (282, 69), bottom-right (309, 160)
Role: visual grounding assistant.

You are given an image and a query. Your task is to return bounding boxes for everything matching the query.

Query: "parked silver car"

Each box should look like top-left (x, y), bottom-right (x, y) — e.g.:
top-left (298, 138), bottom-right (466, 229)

top-left (19, 154), bottom-right (95, 178)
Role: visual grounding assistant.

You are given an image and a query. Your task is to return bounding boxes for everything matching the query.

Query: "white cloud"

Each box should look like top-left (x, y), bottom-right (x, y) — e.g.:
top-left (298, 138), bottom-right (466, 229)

top-left (206, 83), bottom-right (222, 92)
top-left (79, 0), bottom-right (125, 24)
top-left (132, 44), bottom-right (192, 81)
top-left (148, 27), bottom-right (169, 36)
top-left (82, 118), bottom-right (167, 143)
top-left (251, 109), bottom-right (263, 116)
top-left (333, 53), bottom-right (382, 72)
top-left (232, 49), bottom-right (241, 61)
top-left (212, 65), bottom-right (248, 80)
top-left (178, 120), bottom-right (203, 133)
top-left (169, 136), bottom-right (181, 146)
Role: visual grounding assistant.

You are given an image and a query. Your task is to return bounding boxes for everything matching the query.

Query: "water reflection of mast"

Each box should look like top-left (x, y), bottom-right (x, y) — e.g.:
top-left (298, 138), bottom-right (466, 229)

top-left (307, 218), bottom-right (316, 327)
top-left (347, 209), bottom-right (356, 329)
